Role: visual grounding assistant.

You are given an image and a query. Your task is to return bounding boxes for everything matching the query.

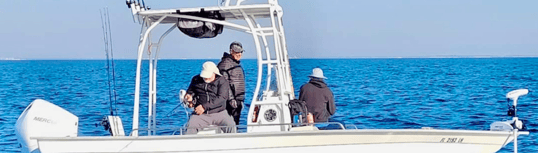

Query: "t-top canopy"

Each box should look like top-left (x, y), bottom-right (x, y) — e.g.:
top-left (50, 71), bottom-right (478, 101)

top-left (139, 4), bottom-right (275, 24)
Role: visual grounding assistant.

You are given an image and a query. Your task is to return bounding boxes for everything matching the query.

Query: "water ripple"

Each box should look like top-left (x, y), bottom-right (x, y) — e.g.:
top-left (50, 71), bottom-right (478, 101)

top-left (1, 59), bottom-right (537, 153)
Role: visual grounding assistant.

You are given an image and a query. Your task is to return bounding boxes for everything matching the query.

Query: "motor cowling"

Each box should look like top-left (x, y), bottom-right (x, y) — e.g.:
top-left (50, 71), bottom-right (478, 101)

top-left (15, 99), bottom-right (78, 153)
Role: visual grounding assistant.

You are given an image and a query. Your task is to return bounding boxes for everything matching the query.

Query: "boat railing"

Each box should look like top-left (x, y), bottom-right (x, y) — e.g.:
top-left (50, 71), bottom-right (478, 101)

top-left (130, 122), bottom-right (346, 136)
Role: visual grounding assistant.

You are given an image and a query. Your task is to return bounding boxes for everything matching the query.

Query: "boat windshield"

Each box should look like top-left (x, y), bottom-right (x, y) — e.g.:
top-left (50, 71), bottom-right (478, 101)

top-left (260, 65), bottom-right (280, 99)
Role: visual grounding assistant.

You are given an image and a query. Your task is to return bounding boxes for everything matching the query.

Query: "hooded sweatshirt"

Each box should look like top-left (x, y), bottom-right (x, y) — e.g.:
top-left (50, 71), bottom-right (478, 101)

top-left (298, 78), bottom-right (336, 122)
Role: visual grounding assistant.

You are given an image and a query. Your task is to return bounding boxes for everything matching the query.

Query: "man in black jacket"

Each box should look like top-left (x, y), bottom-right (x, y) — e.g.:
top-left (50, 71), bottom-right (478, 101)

top-left (299, 68), bottom-right (336, 122)
top-left (184, 61), bottom-right (235, 134)
top-left (217, 41), bottom-right (246, 125)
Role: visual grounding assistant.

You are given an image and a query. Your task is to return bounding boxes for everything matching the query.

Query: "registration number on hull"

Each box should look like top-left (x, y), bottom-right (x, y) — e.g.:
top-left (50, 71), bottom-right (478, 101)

top-left (440, 138), bottom-right (464, 143)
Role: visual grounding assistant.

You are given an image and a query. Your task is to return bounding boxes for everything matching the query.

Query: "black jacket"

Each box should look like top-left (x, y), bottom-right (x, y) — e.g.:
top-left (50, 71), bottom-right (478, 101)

top-left (186, 75), bottom-right (229, 114)
top-left (299, 78), bottom-right (336, 122)
top-left (217, 53), bottom-right (246, 102)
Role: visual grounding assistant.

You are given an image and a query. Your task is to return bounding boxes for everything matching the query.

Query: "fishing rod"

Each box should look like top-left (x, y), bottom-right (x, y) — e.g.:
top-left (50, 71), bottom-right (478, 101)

top-left (99, 8), bottom-right (125, 136)
top-left (100, 8), bottom-right (115, 116)
top-left (106, 7), bottom-right (119, 115)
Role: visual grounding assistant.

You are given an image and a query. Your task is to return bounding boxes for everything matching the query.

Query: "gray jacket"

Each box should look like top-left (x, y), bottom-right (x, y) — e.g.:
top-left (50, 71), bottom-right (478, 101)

top-left (217, 52), bottom-right (246, 102)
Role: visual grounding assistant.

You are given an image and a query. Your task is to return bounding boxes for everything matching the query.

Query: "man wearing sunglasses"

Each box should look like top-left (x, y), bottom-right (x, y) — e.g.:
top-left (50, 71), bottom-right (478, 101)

top-left (217, 41), bottom-right (246, 125)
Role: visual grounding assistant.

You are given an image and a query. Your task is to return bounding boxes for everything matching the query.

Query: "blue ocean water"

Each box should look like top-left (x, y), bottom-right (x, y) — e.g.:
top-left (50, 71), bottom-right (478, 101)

top-left (0, 58), bottom-right (537, 152)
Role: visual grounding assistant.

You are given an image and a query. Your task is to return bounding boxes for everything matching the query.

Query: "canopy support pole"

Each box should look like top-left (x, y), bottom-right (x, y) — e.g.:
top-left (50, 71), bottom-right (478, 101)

top-left (132, 15), bottom-right (167, 136)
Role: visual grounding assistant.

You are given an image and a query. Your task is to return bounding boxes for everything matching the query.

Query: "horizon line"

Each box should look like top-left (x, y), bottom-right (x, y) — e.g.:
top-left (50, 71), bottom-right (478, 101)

top-left (2, 55), bottom-right (538, 60)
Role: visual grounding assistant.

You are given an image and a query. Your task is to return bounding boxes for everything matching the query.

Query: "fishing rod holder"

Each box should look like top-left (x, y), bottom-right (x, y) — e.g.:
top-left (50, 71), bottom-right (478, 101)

top-left (126, 0), bottom-right (150, 23)
top-left (100, 116), bottom-right (125, 136)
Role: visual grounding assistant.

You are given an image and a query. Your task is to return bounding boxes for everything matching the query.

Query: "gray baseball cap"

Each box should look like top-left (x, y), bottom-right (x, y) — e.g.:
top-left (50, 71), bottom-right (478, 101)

top-left (230, 41), bottom-right (245, 53)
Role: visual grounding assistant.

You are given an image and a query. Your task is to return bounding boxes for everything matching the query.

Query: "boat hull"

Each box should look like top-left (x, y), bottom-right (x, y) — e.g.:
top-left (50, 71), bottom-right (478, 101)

top-left (35, 129), bottom-right (514, 153)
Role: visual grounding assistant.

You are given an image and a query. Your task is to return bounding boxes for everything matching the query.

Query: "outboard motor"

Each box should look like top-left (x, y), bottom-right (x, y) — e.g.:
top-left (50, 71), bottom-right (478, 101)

top-left (15, 99), bottom-right (78, 153)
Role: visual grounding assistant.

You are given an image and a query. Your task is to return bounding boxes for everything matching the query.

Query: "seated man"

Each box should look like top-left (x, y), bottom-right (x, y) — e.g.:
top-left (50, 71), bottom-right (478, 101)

top-left (299, 68), bottom-right (336, 123)
top-left (184, 61), bottom-right (235, 134)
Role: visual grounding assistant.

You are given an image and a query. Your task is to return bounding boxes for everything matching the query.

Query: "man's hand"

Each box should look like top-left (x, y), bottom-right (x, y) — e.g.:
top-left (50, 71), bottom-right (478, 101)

top-left (230, 99), bottom-right (238, 108)
top-left (184, 94), bottom-right (194, 108)
top-left (194, 105), bottom-right (205, 115)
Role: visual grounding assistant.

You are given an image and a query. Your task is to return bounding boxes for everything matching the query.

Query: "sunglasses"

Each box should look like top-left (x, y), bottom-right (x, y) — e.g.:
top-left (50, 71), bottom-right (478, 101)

top-left (232, 51), bottom-right (244, 54)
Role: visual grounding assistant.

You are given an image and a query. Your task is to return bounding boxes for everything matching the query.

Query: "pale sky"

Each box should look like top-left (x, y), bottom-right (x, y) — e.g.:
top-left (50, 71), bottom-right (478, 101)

top-left (1, 0), bottom-right (537, 59)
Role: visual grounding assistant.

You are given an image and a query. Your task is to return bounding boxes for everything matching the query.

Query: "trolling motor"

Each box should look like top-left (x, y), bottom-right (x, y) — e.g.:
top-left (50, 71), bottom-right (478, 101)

top-left (506, 89), bottom-right (528, 130)
top-left (490, 89), bottom-right (530, 153)
top-left (490, 89), bottom-right (529, 131)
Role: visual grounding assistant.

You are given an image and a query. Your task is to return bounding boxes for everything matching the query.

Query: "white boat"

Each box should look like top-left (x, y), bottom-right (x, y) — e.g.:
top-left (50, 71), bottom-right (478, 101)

top-left (15, 0), bottom-right (530, 153)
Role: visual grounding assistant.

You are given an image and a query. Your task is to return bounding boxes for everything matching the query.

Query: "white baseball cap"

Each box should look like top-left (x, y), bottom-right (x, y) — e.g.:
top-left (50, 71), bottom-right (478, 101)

top-left (200, 61), bottom-right (221, 78)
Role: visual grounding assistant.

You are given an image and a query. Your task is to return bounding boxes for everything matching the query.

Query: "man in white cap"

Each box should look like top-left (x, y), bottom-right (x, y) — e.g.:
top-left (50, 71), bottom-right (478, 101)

top-left (184, 61), bottom-right (235, 134)
top-left (298, 68), bottom-right (336, 122)
top-left (218, 41), bottom-right (246, 125)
